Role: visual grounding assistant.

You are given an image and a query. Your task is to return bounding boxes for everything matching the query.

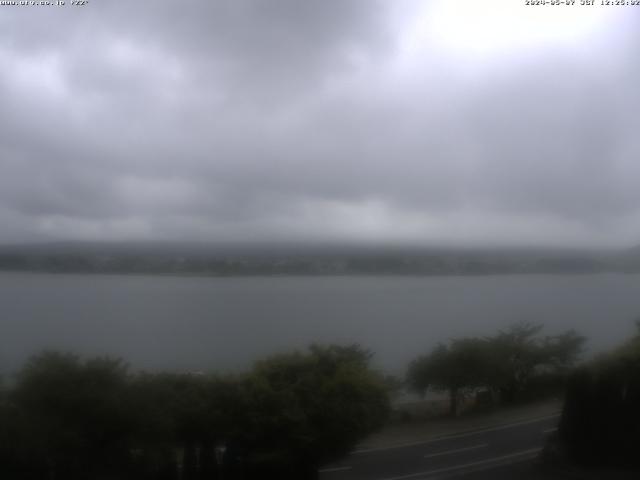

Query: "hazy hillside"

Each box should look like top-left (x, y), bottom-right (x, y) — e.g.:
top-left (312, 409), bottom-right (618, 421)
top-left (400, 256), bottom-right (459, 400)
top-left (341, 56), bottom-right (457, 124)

top-left (0, 242), bottom-right (628, 276)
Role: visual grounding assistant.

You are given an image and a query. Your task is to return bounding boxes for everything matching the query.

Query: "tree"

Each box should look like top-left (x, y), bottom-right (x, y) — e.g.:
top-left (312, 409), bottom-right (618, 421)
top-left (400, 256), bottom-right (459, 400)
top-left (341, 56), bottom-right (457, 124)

top-left (486, 322), bottom-right (585, 403)
top-left (407, 338), bottom-right (490, 416)
top-left (2, 345), bottom-right (390, 480)
top-left (238, 344), bottom-right (390, 479)
top-left (10, 352), bottom-right (134, 480)
top-left (407, 323), bottom-right (586, 413)
top-left (558, 324), bottom-right (640, 468)
top-left (127, 371), bottom-right (249, 480)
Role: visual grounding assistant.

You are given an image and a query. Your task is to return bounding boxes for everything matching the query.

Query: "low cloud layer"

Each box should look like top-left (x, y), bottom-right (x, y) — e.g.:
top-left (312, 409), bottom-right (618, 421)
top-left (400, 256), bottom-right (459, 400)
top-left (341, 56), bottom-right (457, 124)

top-left (1, 1), bottom-right (639, 247)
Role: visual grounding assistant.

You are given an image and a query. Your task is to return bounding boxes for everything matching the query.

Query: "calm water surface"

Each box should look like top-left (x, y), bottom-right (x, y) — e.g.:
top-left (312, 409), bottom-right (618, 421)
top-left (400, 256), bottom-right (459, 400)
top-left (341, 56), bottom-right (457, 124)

top-left (1, 272), bottom-right (639, 375)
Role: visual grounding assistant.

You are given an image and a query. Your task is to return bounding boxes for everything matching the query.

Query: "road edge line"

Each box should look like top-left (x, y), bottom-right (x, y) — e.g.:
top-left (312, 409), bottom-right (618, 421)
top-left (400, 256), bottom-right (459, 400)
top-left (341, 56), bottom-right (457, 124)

top-left (352, 413), bottom-right (559, 454)
top-left (376, 447), bottom-right (542, 480)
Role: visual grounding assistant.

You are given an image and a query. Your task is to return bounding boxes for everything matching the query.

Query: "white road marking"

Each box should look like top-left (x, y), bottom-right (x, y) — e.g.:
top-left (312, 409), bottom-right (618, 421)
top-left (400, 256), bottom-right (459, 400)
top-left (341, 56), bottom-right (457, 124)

top-left (424, 443), bottom-right (488, 459)
top-left (319, 466), bottom-right (353, 473)
top-left (542, 427), bottom-right (557, 433)
top-left (377, 447), bottom-right (542, 480)
top-left (353, 413), bottom-right (559, 454)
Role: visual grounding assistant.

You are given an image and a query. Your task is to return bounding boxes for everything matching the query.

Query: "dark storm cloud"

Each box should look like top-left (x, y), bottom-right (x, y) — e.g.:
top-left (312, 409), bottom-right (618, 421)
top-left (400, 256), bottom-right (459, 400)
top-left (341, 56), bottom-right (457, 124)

top-left (1, 1), bottom-right (639, 246)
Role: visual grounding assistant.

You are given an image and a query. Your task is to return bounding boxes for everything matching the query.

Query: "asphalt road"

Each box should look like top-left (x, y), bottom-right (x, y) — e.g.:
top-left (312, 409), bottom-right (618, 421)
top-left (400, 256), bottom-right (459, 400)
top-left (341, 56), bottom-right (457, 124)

top-left (319, 414), bottom-right (560, 480)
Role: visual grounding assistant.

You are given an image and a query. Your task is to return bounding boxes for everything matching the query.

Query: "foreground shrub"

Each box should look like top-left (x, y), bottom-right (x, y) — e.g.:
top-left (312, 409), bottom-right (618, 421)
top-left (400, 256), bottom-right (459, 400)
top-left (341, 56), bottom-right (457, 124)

top-left (558, 328), bottom-right (640, 468)
top-left (0, 344), bottom-right (389, 480)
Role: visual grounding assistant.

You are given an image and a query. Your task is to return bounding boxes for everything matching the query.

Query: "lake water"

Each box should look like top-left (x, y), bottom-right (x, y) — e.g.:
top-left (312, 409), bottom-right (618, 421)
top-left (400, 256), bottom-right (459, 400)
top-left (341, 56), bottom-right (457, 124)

top-left (1, 272), bottom-right (639, 376)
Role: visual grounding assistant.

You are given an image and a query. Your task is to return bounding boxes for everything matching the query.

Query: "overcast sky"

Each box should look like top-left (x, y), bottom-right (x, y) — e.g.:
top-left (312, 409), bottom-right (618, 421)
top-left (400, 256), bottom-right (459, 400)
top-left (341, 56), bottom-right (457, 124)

top-left (1, 0), bottom-right (639, 248)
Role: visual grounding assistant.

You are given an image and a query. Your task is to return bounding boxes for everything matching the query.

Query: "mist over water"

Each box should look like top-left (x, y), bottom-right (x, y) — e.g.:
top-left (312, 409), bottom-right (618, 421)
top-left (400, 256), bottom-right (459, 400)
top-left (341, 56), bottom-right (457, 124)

top-left (2, 271), bottom-right (639, 376)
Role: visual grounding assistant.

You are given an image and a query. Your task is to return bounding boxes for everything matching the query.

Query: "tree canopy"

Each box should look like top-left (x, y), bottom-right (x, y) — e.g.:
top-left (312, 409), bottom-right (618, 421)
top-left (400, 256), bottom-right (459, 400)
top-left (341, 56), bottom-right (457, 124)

top-left (0, 344), bottom-right (389, 480)
top-left (407, 322), bottom-right (586, 415)
top-left (407, 338), bottom-right (490, 416)
top-left (558, 322), bottom-right (640, 468)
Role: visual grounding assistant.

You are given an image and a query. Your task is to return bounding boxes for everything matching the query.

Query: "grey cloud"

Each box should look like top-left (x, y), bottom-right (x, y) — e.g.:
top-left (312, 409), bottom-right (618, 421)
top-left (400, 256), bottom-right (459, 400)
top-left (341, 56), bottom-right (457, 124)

top-left (1, 2), bottom-right (640, 247)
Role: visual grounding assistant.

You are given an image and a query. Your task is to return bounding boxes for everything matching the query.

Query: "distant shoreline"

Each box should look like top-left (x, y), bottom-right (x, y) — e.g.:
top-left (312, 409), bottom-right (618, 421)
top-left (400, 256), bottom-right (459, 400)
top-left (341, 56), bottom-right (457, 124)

top-left (1, 269), bottom-right (639, 278)
top-left (1, 243), bottom-right (638, 277)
